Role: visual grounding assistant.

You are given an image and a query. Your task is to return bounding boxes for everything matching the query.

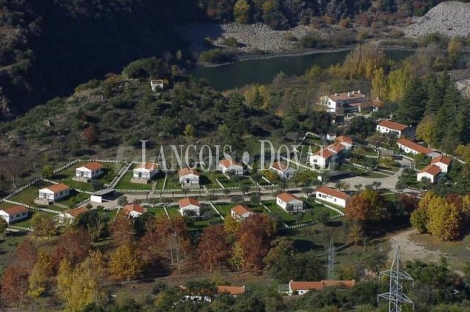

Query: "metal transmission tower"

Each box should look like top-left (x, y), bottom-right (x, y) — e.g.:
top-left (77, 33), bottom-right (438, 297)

top-left (377, 246), bottom-right (414, 312)
top-left (327, 239), bottom-right (336, 280)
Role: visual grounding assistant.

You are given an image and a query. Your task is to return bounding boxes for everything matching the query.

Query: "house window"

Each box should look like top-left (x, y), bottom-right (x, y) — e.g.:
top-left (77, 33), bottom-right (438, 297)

top-left (16, 213), bottom-right (20, 218)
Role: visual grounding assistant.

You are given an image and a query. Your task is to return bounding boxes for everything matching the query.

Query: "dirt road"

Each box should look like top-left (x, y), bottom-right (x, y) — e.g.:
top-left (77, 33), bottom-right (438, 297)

top-left (388, 228), bottom-right (444, 263)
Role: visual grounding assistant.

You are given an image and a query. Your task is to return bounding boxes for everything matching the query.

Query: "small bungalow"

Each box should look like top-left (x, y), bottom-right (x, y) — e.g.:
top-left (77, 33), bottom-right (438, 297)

top-left (123, 203), bottom-right (146, 218)
top-left (276, 192), bottom-right (304, 213)
top-left (217, 286), bottom-right (246, 296)
top-left (0, 206), bottom-right (28, 224)
top-left (316, 186), bottom-right (350, 208)
top-left (269, 162), bottom-right (296, 180)
top-left (133, 162), bottom-right (159, 180)
top-left (430, 155), bottom-right (452, 173)
top-left (58, 206), bottom-right (89, 224)
top-left (179, 198), bottom-right (201, 217)
top-left (417, 164), bottom-right (442, 184)
top-left (396, 138), bottom-right (440, 157)
top-left (287, 280), bottom-right (356, 296)
top-left (75, 162), bottom-right (104, 180)
top-left (150, 79), bottom-right (165, 92)
top-left (178, 167), bottom-right (200, 187)
top-left (376, 120), bottom-right (411, 138)
top-left (231, 205), bottom-right (254, 220)
top-left (38, 183), bottom-right (70, 203)
top-left (309, 149), bottom-right (335, 169)
top-left (219, 159), bottom-right (243, 176)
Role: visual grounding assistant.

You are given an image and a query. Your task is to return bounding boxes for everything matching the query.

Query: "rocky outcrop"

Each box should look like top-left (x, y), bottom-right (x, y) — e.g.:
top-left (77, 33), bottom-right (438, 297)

top-left (405, 1), bottom-right (470, 38)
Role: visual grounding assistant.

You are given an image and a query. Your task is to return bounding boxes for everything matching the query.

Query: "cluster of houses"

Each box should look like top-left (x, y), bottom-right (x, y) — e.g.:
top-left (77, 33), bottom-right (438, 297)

top-left (308, 135), bottom-right (354, 169)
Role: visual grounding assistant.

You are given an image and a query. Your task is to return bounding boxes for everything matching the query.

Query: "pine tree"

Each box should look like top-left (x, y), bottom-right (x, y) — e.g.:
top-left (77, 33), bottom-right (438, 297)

top-left (436, 83), bottom-right (463, 151)
top-left (396, 77), bottom-right (426, 126)
top-left (425, 74), bottom-right (442, 115)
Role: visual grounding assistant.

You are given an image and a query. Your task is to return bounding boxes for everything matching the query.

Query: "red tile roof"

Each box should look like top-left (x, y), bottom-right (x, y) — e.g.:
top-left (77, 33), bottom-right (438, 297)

top-left (179, 198), bottom-right (201, 208)
top-left (178, 167), bottom-right (200, 176)
top-left (135, 162), bottom-right (158, 170)
top-left (123, 203), bottom-right (146, 214)
top-left (378, 120), bottom-right (408, 131)
top-left (231, 205), bottom-right (253, 216)
top-left (45, 183), bottom-right (70, 193)
top-left (431, 155), bottom-right (452, 166)
top-left (1, 205), bottom-right (28, 215)
top-left (327, 143), bottom-right (345, 154)
top-left (219, 158), bottom-right (241, 168)
top-left (314, 149), bottom-right (334, 159)
top-left (290, 281), bottom-right (324, 291)
top-left (277, 192), bottom-right (301, 203)
top-left (65, 206), bottom-right (89, 218)
top-left (316, 186), bottom-right (350, 200)
top-left (397, 138), bottom-right (434, 155)
top-left (336, 135), bottom-right (353, 145)
top-left (217, 286), bottom-right (245, 295)
top-left (419, 164), bottom-right (441, 176)
top-left (82, 161), bottom-right (103, 171)
top-left (327, 90), bottom-right (365, 102)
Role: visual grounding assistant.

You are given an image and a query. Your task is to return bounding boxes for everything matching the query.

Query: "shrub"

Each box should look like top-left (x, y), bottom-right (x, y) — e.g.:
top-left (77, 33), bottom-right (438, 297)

top-left (198, 49), bottom-right (235, 64)
top-left (283, 32), bottom-right (298, 41)
top-left (298, 33), bottom-right (324, 49)
top-left (220, 37), bottom-right (239, 48)
top-left (75, 79), bottom-right (100, 92)
top-left (357, 29), bottom-right (371, 40)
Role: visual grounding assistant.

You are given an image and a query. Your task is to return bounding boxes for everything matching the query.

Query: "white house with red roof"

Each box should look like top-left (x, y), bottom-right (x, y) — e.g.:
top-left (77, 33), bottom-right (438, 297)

top-left (231, 205), bottom-right (254, 220)
top-left (376, 120), bottom-right (411, 138)
top-left (38, 183), bottom-right (70, 203)
top-left (287, 280), bottom-right (355, 296)
top-left (269, 162), bottom-right (296, 180)
top-left (133, 162), bottom-right (158, 180)
top-left (309, 138), bottom-right (352, 169)
top-left (316, 186), bottom-right (350, 208)
top-left (178, 167), bottom-right (200, 187)
top-left (58, 206), bottom-right (89, 224)
top-left (123, 203), bottom-right (146, 218)
top-left (219, 158), bottom-right (243, 176)
top-left (75, 162), bottom-right (104, 180)
top-left (335, 135), bottom-right (353, 150)
top-left (179, 198), bottom-right (201, 217)
top-left (431, 155), bottom-right (452, 173)
top-left (276, 192), bottom-right (304, 212)
top-left (320, 90), bottom-right (367, 114)
top-left (417, 164), bottom-right (442, 183)
top-left (0, 205), bottom-right (28, 224)
top-left (396, 138), bottom-right (440, 157)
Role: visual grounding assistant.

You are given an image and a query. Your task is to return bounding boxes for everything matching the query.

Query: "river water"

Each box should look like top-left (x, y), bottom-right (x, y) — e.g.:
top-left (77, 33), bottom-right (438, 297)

top-left (189, 49), bottom-right (415, 91)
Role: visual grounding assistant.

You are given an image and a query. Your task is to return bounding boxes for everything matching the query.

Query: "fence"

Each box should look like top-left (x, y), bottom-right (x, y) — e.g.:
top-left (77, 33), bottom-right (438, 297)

top-left (1, 178), bottom-right (41, 201)
top-left (2, 199), bottom-right (61, 214)
top-left (314, 200), bottom-right (345, 216)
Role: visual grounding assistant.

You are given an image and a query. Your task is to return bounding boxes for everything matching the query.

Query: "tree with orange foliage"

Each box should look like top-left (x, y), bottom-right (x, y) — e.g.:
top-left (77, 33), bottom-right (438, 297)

top-left (345, 190), bottom-right (385, 225)
top-left (0, 265), bottom-right (29, 307)
top-left (16, 239), bottom-right (38, 273)
top-left (237, 214), bottom-right (275, 272)
top-left (54, 228), bottom-right (91, 268)
top-left (83, 125), bottom-right (98, 145)
top-left (198, 225), bottom-right (231, 272)
top-left (398, 193), bottom-right (419, 214)
top-left (111, 212), bottom-right (135, 243)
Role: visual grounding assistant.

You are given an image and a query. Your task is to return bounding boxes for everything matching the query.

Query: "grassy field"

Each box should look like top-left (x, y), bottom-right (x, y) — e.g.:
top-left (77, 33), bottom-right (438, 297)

top-left (164, 174), bottom-right (182, 190)
top-left (147, 207), bottom-right (169, 219)
top-left (11, 210), bottom-right (57, 228)
top-left (362, 171), bottom-right (391, 178)
top-left (52, 163), bottom-right (123, 191)
top-left (167, 207), bottom-right (181, 218)
top-left (58, 190), bottom-right (89, 208)
top-left (214, 203), bottom-right (233, 216)
top-left (199, 173), bottom-right (220, 189)
top-left (113, 170), bottom-right (152, 190)
top-left (217, 175), bottom-right (253, 188)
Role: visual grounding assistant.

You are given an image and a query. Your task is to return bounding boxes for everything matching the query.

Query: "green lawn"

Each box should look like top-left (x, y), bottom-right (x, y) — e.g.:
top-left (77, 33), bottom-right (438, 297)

top-left (147, 207), bottom-right (169, 219)
top-left (164, 174), bottom-right (182, 190)
top-left (52, 163), bottom-right (123, 191)
top-left (314, 198), bottom-right (345, 212)
top-left (57, 190), bottom-right (90, 208)
top-left (214, 203), bottom-right (233, 216)
top-left (363, 171), bottom-right (390, 178)
top-left (11, 210), bottom-right (56, 229)
top-left (199, 173), bottom-right (220, 189)
top-left (217, 175), bottom-right (253, 188)
top-left (113, 170), bottom-right (152, 190)
top-left (167, 207), bottom-right (181, 218)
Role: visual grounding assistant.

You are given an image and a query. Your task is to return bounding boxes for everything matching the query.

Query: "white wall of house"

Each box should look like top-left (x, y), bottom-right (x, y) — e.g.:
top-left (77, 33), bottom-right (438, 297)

top-left (90, 195), bottom-right (103, 203)
top-left (180, 205), bottom-right (200, 217)
top-left (219, 164), bottom-right (243, 176)
top-left (179, 174), bottom-right (199, 186)
top-left (133, 168), bottom-right (156, 179)
top-left (316, 191), bottom-right (347, 208)
top-left (128, 211), bottom-right (142, 218)
top-left (309, 155), bottom-right (329, 169)
top-left (271, 168), bottom-right (296, 180)
top-left (231, 210), bottom-right (252, 220)
top-left (433, 162), bottom-right (449, 173)
top-left (417, 172), bottom-right (436, 183)
top-left (376, 126), bottom-right (402, 137)
top-left (397, 143), bottom-right (420, 156)
top-left (75, 167), bottom-right (103, 179)
top-left (276, 198), bottom-right (304, 212)
top-left (39, 189), bottom-right (69, 202)
top-left (0, 210), bottom-right (28, 224)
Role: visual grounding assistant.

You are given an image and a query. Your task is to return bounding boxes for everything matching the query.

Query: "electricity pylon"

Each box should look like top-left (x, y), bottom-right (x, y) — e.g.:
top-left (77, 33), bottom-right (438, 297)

top-left (327, 239), bottom-right (336, 280)
top-left (377, 246), bottom-right (414, 312)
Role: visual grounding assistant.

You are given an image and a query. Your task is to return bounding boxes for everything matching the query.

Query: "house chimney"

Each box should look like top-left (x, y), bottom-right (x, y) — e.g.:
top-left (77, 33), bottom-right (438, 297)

top-left (347, 92), bottom-right (350, 97)
top-left (358, 90), bottom-right (361, 94)
top-left (335, 93), bottom-right (338, 96)
top-left (376, 97), bottom-right (379, 100)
